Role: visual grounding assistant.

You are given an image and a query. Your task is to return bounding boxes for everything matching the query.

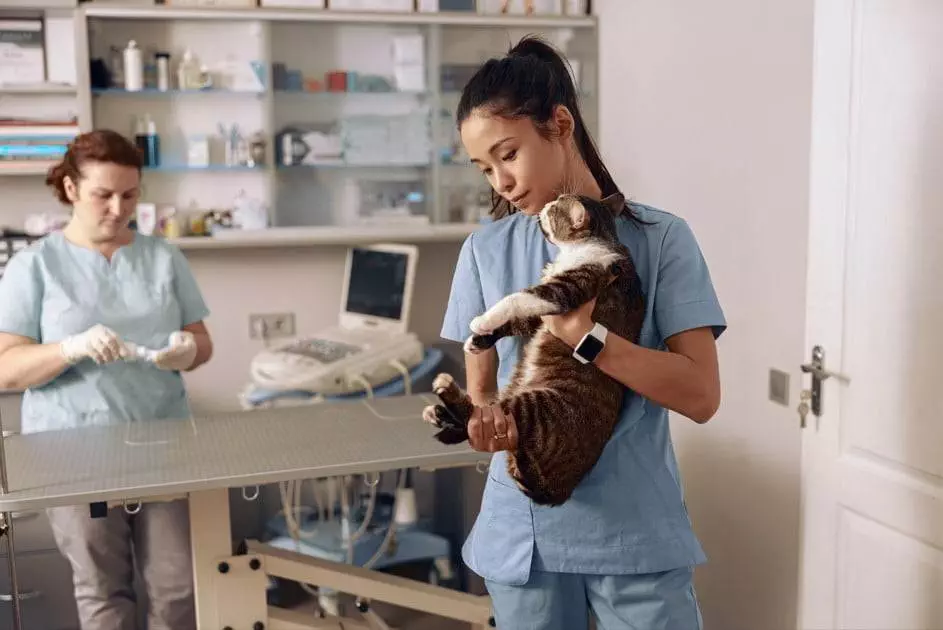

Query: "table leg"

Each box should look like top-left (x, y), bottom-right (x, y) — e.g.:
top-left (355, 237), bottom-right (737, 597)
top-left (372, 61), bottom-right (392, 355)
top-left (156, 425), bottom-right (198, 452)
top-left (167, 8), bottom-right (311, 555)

top-left (189, 488), bottom-right (232, 630)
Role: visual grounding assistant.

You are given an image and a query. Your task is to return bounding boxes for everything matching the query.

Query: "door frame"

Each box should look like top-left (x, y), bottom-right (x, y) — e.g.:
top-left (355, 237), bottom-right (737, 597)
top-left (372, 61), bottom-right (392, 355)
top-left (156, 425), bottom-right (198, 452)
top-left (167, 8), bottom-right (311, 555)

top-left (797, 0), bottom-right (857, 626)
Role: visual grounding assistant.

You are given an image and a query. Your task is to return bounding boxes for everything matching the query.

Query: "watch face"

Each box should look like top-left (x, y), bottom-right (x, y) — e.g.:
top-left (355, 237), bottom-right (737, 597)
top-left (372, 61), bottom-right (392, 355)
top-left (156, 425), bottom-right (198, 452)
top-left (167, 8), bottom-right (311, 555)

top-left (578, 334), bottom-right (605, 361)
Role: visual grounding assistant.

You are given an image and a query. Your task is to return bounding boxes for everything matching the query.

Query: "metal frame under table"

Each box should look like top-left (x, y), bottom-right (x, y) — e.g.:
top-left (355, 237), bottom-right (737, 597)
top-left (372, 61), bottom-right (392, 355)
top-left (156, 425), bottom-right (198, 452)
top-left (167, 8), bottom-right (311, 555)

top-left (0, 394), bottom-right (494, 630)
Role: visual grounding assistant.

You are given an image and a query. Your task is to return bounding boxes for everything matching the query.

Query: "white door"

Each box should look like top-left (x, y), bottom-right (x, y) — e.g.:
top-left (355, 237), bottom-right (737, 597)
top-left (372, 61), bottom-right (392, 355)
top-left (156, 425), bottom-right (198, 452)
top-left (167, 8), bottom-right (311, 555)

top-left (798, 0), bottom-right (943, 628)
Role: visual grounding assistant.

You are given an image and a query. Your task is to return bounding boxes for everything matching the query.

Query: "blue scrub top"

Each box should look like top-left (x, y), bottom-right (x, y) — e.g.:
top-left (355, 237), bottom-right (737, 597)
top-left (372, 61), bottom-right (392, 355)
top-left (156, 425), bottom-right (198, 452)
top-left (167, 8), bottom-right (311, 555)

top-left (0, 232), bottom-right (210, 434)
top-left (441, 203), bottom-right (726, 584)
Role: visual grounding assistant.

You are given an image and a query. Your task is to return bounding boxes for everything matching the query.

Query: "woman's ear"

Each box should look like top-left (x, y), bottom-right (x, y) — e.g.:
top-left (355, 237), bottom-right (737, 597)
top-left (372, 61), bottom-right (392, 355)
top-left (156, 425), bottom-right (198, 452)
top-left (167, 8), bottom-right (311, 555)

top-left (63, 176), bottom-right (79, 204)
top-left (551, 105), bottom-right (575, 141)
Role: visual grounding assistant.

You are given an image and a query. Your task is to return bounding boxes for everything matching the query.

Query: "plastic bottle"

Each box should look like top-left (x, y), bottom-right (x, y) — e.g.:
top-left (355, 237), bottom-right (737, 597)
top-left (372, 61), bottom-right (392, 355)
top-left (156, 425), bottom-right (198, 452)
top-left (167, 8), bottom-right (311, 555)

top-left (123, 40), bottom-right (143, 91)
top-left (135, 115), bottom-right (160, 167)
top-left (177, 50), bottom-right (201, 91)
top-left (145, 117), bottom-right (160, 167)
top-left (156, 52), bottom-right (170, 91)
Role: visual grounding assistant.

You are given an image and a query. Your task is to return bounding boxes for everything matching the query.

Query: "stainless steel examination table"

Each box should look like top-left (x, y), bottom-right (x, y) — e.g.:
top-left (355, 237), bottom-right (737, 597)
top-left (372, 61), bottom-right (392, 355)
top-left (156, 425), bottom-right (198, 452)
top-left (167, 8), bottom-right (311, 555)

top-left (0, 394), bottom-right (494, 630)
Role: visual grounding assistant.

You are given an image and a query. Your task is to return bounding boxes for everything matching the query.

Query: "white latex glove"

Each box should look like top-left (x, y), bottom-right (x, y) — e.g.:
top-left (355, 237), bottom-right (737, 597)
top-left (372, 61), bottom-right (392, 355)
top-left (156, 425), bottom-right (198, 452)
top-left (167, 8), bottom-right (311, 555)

top-left (60, 324), bottom-right (125, 365)
top-left (154, 331), bottom-right (198, 372)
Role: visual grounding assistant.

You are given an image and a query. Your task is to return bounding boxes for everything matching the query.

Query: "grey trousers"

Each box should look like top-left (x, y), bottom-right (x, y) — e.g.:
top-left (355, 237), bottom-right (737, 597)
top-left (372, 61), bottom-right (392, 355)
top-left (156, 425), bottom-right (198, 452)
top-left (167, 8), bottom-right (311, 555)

top-left (47, 499), bottom-right (196, 630)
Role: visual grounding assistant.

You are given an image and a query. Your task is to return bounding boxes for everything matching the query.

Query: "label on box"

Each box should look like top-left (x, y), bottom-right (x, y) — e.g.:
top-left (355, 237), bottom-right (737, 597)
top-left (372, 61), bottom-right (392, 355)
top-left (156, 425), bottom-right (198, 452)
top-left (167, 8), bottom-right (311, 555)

top-left (0, 20), bottom-right (45, 85)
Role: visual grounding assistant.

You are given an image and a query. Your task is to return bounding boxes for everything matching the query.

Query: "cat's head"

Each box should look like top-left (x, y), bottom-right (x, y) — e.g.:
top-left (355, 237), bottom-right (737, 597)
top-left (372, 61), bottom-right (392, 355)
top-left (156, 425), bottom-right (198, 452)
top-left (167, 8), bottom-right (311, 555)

top-left (537, 193), bottom-right (625, 245)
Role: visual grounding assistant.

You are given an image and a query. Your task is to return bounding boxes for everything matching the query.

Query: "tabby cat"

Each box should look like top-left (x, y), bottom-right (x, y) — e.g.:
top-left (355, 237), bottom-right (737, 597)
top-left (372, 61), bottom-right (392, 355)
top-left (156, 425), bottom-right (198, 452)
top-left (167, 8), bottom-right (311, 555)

top-left (422, 193), bottom-right (646, 506)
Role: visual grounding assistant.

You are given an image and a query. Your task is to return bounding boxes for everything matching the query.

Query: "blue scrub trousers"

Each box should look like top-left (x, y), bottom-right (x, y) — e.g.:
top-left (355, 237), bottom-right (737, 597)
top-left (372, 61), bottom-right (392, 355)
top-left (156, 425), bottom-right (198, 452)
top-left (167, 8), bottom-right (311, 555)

top-left (486, 567), bottom-right (702, 630)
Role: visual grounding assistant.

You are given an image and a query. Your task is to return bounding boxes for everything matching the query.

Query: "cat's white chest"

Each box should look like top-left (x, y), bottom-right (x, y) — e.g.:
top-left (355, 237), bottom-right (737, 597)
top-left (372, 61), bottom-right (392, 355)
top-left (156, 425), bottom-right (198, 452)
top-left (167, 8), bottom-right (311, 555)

top-left (542, 242), bottom-right (621, 280)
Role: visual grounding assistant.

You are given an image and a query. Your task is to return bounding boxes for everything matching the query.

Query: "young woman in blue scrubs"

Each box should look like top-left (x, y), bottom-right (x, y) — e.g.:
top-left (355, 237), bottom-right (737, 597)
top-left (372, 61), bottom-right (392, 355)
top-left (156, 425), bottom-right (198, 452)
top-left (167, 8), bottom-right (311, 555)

top-left (441, 37), bottom-right (726, 629)
top-left (0, 130), bottom-right (213, 630)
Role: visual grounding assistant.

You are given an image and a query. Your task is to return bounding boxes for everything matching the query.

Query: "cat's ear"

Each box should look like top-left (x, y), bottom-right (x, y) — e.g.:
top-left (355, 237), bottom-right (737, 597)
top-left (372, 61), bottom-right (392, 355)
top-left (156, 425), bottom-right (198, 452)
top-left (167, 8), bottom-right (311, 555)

top-left (568, 199), bottom-right (588, 229)
top-left (601, 192), bottom-right (626, 216)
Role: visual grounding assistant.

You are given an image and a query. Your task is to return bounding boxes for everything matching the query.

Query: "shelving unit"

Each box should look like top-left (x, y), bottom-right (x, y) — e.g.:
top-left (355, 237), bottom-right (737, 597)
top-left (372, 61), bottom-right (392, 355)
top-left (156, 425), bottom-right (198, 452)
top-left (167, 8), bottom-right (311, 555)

top-left (0, 162), bottom-right (58, 176)
top-left (81, 4), bottom-right (595, 28)
top-left (3, 1), bottom-right (598, 247)
top-left (169, 221), bottom-right (480, 250)
top-left (0, 84), bottom-right (77, 95)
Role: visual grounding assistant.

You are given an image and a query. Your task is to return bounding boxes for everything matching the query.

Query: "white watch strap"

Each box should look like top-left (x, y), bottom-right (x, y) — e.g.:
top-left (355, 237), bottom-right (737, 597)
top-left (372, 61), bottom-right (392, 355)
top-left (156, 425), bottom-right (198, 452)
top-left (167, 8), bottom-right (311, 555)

top-left (590, 322), bottom-right (608, 343)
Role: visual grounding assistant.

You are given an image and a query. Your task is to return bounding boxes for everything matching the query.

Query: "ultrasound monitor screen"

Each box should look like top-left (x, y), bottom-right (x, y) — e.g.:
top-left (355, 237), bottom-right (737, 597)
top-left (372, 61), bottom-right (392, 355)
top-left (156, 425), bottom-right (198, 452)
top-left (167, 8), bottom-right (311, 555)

top-left (345, 248), bottom-right (409, 320)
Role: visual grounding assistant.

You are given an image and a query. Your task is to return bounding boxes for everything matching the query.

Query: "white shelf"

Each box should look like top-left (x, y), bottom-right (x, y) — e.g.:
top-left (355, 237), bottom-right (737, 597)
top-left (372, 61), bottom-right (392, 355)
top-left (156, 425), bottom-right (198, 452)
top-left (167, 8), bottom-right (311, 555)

top-left (170, 223), bottom-right (481, 250)
top-left (0, 162), bottom-right (56, 176)
top-left (0, 84), bottom-right (77, 95)
top-left (81, 5), bottom-right (596, 28)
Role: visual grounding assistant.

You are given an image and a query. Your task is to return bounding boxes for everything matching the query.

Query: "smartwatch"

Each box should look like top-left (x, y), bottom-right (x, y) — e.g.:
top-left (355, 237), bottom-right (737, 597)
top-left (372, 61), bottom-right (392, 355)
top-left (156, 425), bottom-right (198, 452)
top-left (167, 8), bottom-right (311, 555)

top-left (572, 322), bottom-right (608, 365)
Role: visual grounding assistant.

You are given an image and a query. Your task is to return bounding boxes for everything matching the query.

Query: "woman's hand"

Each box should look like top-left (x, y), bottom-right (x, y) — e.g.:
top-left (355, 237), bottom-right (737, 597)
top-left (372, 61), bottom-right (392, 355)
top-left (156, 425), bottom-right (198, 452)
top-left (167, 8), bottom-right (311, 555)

top-left (154, 331), bottom-right (198, 372)
top-left (542, 298), bottom-right (596, 348)
top-left (468, 404), bottom-right (519, 453)
top-left (60, 324), bottom-right (125, 365)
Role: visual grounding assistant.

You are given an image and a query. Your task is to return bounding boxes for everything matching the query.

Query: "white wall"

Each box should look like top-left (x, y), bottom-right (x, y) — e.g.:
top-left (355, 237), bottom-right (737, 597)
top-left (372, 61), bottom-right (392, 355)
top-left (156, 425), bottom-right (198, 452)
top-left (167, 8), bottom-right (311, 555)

top-left (597, 1), bottom-right (813, 628)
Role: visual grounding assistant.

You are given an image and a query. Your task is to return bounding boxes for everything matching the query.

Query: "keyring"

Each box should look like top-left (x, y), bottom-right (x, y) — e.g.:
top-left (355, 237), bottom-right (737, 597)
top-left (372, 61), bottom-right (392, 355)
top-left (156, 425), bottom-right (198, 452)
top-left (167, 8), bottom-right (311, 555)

top-left (124, 499), bottom-right (142, 515)
top-left (242, 485), bottom-right (260, 502)
top-left (363, 472), bottom-right (380, 488)
top-left (476, 460), bottom-right (489, 474)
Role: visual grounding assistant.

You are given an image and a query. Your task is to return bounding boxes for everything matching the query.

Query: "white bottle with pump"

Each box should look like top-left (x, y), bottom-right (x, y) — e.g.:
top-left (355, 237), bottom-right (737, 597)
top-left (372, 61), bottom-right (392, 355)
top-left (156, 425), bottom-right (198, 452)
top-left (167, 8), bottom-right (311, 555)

top-left (123, 40), bottom-right (143, 92)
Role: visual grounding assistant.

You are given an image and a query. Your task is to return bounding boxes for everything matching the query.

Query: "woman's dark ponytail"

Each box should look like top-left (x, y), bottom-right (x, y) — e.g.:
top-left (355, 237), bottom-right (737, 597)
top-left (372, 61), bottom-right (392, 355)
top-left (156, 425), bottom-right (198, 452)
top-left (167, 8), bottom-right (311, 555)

top-left (457, 35), bottom-right (624, 220)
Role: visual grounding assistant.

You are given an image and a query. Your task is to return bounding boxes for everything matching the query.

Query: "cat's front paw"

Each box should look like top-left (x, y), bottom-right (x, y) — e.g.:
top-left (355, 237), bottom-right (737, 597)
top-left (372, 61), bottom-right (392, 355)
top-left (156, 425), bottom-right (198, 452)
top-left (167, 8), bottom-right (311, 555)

top-left (463, 334), bottom-right (493, 354)
top-left (469, 314), bottom-right (496, 336)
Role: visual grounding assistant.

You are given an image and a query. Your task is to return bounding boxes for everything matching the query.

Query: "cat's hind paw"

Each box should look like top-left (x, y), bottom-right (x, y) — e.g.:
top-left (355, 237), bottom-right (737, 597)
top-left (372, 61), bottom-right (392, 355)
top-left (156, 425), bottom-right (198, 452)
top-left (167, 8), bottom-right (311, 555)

top-left (422, 404), bottom-right (443, 426)
top-left (432, 373), bottom-right (462, 404)
top-left (423, 403), bottom-right (469, 444)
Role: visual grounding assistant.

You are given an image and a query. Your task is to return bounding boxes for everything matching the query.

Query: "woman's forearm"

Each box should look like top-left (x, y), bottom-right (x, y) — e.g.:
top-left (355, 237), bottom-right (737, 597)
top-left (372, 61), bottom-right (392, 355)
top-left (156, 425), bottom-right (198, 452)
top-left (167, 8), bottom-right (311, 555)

top-left (594, 330), bottom-right (720, 423)
top-left (181, 321), bottom-right (213, 372)
top-left (464, 347), bottom-right (499, 406)
top-left (0, 343), bottom-right (70, 390)
top-left (186, 331), bottom-right (213, 371)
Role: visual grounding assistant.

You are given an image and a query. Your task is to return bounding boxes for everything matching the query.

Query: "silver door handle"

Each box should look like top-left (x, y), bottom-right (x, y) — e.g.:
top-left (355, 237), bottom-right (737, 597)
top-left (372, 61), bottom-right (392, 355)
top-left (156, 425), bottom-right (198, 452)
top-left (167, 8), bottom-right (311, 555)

top-left (800, 345), bottom-right (850, 419)
top-left (800, 363), bottom-right (850, 384)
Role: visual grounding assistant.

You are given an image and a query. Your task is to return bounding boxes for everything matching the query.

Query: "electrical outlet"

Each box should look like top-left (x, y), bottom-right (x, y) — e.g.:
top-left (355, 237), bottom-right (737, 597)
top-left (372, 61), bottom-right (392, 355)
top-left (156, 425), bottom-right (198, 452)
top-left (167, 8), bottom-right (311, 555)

top-left (249, 313), bottom-right (295, 339)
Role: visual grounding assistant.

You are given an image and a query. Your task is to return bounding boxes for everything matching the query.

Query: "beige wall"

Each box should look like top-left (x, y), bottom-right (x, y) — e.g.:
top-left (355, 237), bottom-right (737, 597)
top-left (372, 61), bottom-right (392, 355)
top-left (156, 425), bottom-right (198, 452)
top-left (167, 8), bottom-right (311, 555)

top-left (597, 0), bottom-right (814, 628)
top-left (180, 242), bottom-right (464, 414)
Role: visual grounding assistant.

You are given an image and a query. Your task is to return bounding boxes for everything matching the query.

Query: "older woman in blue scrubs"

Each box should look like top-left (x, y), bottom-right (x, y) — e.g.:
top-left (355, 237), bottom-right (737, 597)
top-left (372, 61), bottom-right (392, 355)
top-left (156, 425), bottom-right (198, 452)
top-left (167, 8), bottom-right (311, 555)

top-left (441, 37), bottom-right (726, 629)
top-left (0, 130), bottom-right (213, 630)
